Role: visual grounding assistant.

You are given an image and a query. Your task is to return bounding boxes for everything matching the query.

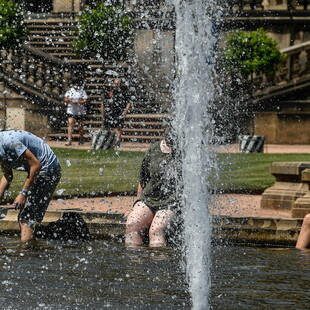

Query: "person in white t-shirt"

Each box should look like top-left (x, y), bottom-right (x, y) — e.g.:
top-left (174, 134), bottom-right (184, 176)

top-left (64, 77), bottom-right (88, 146)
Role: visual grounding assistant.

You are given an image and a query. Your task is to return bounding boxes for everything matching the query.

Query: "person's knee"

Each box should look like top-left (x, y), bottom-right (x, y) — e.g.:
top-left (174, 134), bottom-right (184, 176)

top-left (68, 119), bottom-right (74, 127)
top-left (303, 213), bottom-right (310, 227)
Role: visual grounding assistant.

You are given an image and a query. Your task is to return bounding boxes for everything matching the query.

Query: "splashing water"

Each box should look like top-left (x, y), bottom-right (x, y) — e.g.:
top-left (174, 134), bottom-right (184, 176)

top-left (169, 0), bottom-right (222, 309)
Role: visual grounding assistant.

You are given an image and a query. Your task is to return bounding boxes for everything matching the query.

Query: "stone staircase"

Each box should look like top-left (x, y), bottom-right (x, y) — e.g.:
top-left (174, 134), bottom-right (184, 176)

top-left (23, 18), bottom-right (169, 143)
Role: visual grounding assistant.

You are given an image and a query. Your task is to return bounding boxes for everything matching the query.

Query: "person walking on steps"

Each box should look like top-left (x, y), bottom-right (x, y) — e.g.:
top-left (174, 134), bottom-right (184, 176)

top-left (104, 78), bottom-right (131, 148)
top-left (64, 77), bottom-right (88, 146)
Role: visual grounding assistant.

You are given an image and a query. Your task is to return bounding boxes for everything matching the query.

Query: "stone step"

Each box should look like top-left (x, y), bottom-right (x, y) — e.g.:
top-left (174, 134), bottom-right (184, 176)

top-left (23, 19), bottom-right (169, 144)
top-left (124, 121), bottom-right (164, 127)
top-left (28, 30), bottom-right (73, 35)
top-left (125, 113), bottom-right (169, 119)
top-left (49, 52), bottom-right (77, 58)
top-left (28, 38), bottom-right (73, 43)
top-left (48, 133), bottom-right (92, 141)
top-left (40, 47), bottom-right (74, 53)
top-left (30, 42), bottom-right (73, 48)
top-left (122, 128), bottom-right (165, 134)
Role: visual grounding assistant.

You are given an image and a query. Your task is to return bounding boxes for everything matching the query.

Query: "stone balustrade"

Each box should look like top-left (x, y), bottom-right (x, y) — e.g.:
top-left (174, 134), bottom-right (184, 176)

top-left (229, 0), bottom-right (309, 11)
top-left (261, 162), bottom-right (310, 217)
top-left (246, 41), bottom-right (310, 100)
top-left (0, 44), bottom-right (85, 105)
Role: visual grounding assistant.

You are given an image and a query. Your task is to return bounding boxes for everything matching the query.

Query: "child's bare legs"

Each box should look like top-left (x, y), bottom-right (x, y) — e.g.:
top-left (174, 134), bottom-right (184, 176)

top-left (67, 117), bottom-right (75, 145)
top-left (19, 222), bottom-right (34, 242)
top-left (296, 213), bottom-right (310, 249)
top-left (125, 201), bottom-right (154, 246)
top-left (113, 128), bottom-right (122, 146)
top-left (77, 119), bottom-right (84, 143)
top-left (149, 210), bottom-right (176, 247)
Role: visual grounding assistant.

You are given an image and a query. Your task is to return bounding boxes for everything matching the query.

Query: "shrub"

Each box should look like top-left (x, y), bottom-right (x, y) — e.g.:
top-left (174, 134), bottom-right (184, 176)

top-left (223, 28), bottom-right (285, 79)
top-left (73, 3), bottom-right (133, 61)
top-left (0, 0), bottom-right (26, 49)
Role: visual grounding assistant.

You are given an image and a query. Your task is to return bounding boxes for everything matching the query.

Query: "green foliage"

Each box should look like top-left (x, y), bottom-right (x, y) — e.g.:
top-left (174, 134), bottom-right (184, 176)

top-left (73, 3), bottom-right (133, 61)
top-left (0, 0), bottom-right (26, 49)
top-left (223, 28), bottom-right (285, 78)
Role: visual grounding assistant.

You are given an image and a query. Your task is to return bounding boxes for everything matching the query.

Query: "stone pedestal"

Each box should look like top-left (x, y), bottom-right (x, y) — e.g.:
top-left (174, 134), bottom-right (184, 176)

top-left (0, 87), bottom-right (51, 138)
top-left (260, 162), bottom-right (310, 212)
top-left (292, 169), bottom-right (310, 218)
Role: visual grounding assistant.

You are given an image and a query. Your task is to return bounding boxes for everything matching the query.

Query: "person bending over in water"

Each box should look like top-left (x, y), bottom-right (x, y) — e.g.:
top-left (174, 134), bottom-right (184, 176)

top-left (296, 213), bottom-right (310, 249)
top-left (125, 130), bottom-right (181, 247)
top-left (0, 130), bottom-right (61, 242)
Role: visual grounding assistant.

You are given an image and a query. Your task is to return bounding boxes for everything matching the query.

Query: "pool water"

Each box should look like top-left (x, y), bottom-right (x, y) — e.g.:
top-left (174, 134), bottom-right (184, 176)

top-left (0, 237), bottom-right (309, 309)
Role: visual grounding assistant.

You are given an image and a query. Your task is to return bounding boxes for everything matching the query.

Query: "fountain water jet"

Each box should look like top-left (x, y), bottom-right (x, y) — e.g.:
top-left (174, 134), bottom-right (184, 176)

top-left (169, 0), bottom-right (223, 308)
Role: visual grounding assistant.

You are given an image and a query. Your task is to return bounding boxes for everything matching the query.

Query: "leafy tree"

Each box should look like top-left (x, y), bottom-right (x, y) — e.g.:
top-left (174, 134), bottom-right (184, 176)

top-left (73, 3), bottom-right (133, 61)
top-left (223, 28), bottom-right (285, 80)
top-left (220, 29), bottom-right (286, 137)
top-left (0, 0), bottom-right (26, 50)
top-left (0, 0), bottom-right (26, 130)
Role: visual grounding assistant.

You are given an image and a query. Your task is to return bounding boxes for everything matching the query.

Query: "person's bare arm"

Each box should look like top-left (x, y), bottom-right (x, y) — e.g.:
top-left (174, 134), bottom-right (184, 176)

top-left (136, 182), bottom-right (143, 199)
top-left (0, 163), bottom-right (13, 199)
top-left (13, 149), bottom-right (42, 210)
top-left (64, 97), bottom-right (72, 103)
top-left (78, 98), bottom-right (88, 105)
top-left (122, 103), bottom-right (131, 117)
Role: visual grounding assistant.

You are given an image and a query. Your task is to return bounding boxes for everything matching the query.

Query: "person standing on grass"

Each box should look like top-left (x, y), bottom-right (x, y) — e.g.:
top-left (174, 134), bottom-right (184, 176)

top-left (0, 130), bottom-right (61, 242)
top-left (296, 213), bottom-right (310, 249)
top-left (64, 77), bottom-right (88, 146)
top-left (104, 78), bottom-right (131, 148)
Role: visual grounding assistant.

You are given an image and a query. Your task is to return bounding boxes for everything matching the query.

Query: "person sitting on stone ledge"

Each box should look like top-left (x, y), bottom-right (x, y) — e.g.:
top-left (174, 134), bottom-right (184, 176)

top-left (0, 130), bottom-right (61, 242)
top-left (296, 213), bottom-right (310, 249)
top-left (125, 128), bottom-right (182, 247)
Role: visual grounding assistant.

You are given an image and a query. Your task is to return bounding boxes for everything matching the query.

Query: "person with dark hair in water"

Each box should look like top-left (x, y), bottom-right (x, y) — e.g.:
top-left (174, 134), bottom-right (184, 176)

top-left (64, 77), bottom-right (88, 146)
top-left (125, 129), bottom-right (181, 247)
top-left (0, 130), bottom-right (61, 242)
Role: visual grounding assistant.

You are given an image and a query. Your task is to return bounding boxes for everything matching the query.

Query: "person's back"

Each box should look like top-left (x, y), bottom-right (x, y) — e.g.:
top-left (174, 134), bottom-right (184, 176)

top-left (0, 130), bottom-right (59, 173)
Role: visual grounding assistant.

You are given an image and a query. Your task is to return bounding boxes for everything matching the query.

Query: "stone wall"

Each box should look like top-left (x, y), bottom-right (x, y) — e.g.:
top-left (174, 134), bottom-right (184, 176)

top-left (0, 85), bottom-right (51, 138)
top-left (254, 112), bottom-right (310, 144)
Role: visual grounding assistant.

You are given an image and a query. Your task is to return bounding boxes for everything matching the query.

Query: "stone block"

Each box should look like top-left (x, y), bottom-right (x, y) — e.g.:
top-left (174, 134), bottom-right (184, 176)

top-left (292, 168), bottom-right (310, 218)
top-left (269, 162), bottom-right (310, 177)
top-left (261, 162), bottom-right (310, 212)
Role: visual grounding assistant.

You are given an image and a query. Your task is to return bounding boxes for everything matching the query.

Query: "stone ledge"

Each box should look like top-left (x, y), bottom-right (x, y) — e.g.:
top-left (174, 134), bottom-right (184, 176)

top-left (270, 162), bottom-right (310, 176)
top-left (0, 209), bottom-right (303, 247)
top-left (261, 162), bottom-right (310, 216)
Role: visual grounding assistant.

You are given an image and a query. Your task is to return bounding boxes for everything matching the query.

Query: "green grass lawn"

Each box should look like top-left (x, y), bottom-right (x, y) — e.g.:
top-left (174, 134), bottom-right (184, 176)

top-left (216, 153), bottom-right (310, 192)
top-left (3, 148), bottom-right (144, 202)
top-left (2, 149), bottom-right (310, 202)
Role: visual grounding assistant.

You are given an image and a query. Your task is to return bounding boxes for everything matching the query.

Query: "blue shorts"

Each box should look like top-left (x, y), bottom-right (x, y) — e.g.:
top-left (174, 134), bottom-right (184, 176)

top-left (18, 165), bottom-right (62, 226)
